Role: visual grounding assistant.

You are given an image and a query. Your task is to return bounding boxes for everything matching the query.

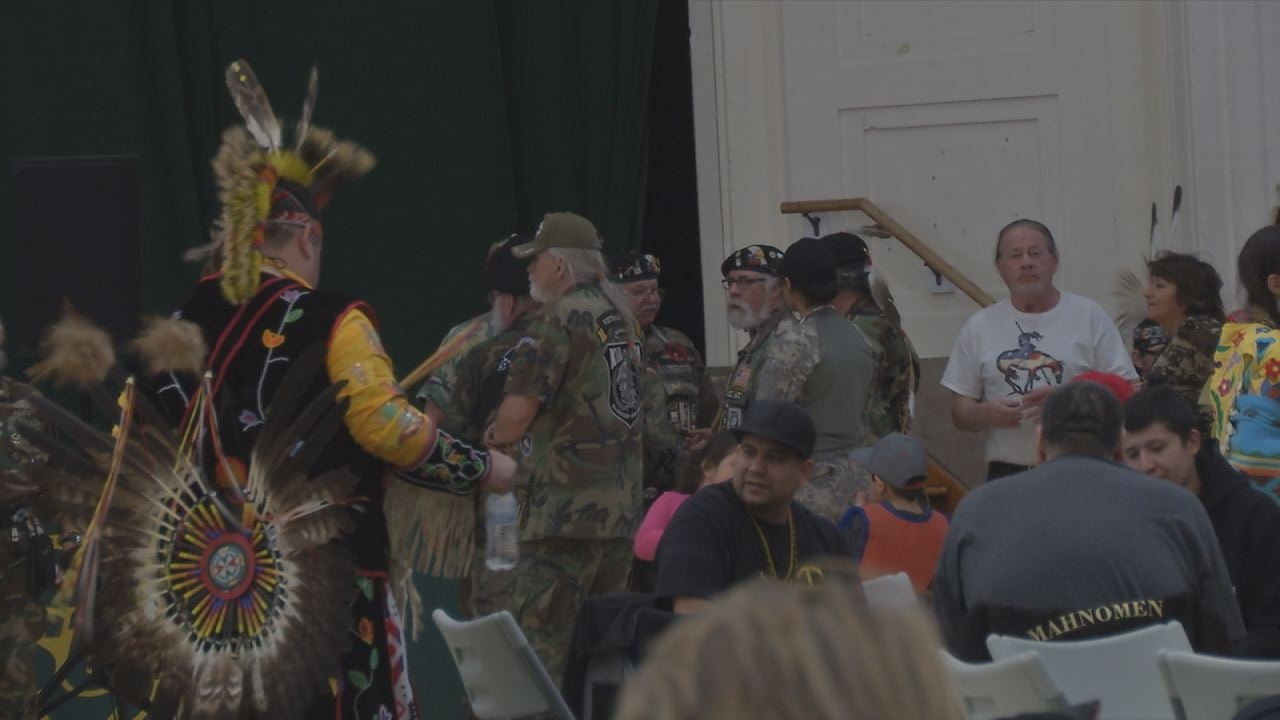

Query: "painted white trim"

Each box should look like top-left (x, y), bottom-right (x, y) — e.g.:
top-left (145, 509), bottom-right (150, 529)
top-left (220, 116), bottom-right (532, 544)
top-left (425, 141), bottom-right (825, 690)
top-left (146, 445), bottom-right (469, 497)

top-left (1185, 0), bottom-right (1280, 306)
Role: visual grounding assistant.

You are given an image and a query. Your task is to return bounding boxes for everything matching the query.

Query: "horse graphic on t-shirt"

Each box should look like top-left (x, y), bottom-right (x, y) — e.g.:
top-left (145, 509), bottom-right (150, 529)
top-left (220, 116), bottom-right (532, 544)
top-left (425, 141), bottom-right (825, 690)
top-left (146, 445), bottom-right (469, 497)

top-left (996, 323), bottom-right (1064, 395)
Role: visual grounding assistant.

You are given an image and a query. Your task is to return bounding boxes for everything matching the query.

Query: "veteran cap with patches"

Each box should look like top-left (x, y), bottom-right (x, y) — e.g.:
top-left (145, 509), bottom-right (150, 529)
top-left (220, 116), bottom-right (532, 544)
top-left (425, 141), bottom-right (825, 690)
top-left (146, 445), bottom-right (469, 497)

top-left (851, 433), bottom-right (928, 491)
top-left (720, 244), bottom-right (785, 278)
top-left (511, 212), bottom-right (602, 259)
top-left (612, 251), bottom-right (661, 283)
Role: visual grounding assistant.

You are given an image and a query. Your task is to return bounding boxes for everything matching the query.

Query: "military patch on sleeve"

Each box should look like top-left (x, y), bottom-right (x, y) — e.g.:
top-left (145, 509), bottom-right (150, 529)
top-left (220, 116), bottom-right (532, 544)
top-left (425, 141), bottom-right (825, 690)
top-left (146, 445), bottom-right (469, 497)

top-left (605, 342), bottom-right (641, 426)
top-left (596, 309), bottom-right (630, 344)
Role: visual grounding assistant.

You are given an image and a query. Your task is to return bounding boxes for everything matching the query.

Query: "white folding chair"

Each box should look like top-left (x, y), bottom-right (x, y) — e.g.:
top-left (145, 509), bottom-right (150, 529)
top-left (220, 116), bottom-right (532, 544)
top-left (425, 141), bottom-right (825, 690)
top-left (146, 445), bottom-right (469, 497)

top-left (1157, 649), bottom-right (1280, 720)
top-left (861, 572), bottom-right (916, 608)
top-left (941, 650), bottom-right (1069, 720)
top-left (987, 621), bottom-right (1192, 720)
top-left (432, 608), bottom-right (575, 720)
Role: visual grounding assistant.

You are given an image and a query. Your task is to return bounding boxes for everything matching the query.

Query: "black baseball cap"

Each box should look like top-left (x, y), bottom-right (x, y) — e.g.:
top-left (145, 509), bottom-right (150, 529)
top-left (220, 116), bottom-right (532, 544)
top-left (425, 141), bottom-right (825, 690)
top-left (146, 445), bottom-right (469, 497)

top-left (486, 235), bottom-right (532, 295)
top-left (779, 236), bottom-right (837, 283)
top-left (822, 232), bottom-right (870, 269)
top-left (732, 399), bottom-right (817, 459)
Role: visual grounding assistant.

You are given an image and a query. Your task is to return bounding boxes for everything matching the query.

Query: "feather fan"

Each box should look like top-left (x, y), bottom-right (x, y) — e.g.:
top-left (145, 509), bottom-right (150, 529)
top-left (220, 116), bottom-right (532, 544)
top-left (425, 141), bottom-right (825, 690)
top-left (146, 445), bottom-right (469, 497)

top-left (19, 345), bottom-right (359, 719)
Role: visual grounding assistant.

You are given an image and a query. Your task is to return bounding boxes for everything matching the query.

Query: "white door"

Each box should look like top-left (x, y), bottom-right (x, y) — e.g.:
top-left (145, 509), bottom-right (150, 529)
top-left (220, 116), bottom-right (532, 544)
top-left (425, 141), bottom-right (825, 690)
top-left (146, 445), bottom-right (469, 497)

top-left (780, 0), bottom-right (1181, 357)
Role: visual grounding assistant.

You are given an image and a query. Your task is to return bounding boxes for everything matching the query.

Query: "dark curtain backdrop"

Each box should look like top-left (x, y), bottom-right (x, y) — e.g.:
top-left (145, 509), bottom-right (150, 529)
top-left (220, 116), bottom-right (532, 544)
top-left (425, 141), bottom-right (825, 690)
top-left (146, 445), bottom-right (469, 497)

top-left (1, 2), bottom-right (658, 718)
top-left (0, 0), bottom-right (657, 372)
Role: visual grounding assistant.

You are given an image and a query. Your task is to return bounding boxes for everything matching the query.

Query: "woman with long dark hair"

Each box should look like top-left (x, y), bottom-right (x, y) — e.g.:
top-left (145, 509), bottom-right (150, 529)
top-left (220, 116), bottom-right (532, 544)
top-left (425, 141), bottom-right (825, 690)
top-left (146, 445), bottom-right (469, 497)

top-left (1206, 225), bottom-right (1280, 502)
top-left (1141, 251), bottom-right (1224, 433)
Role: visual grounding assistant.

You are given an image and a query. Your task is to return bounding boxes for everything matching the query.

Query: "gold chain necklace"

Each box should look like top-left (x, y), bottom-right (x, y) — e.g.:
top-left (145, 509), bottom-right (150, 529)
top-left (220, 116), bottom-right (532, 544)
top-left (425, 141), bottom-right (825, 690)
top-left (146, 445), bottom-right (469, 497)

top-left (750, 509), bottom-right (797, 581)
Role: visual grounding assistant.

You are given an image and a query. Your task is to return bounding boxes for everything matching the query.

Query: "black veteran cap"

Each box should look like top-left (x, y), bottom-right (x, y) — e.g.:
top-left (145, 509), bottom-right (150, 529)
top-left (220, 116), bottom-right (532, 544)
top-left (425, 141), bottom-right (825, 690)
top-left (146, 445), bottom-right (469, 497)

top-left (732, 399), bottom-right (817, 459)
top-left (822, 232), bottom-right (871, 269)
top-left (612, 251), bottom-right (662, 283)
top-left (779, 236), bottom-right (837, 283)
top-left (511, 212), bottom-right (602, 259)
top-left (720, 244), bottom-right (785, 277)
top-left (486, 234), bottom-right (532, 296)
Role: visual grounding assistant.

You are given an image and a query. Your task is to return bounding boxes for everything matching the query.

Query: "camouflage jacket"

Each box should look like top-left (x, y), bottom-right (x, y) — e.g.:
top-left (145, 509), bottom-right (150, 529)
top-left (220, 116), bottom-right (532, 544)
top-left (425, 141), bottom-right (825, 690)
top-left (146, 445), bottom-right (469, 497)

top-left (718, 310), bottom-right (786, 430)
top-left (638, 324), bottom-right (719, 504)
top-left (504, 282), bottom-right (644, 541)
top-left (756, 306), bottom-right (872, 459)
top-left (1147, 313), bottom-right (1221, 435)
top-left (847, 298), bottom-right (920, 440)
top-left (442, 314), bottom-right (534, 445)
top-left (416, 313), bottom-right (498, 411)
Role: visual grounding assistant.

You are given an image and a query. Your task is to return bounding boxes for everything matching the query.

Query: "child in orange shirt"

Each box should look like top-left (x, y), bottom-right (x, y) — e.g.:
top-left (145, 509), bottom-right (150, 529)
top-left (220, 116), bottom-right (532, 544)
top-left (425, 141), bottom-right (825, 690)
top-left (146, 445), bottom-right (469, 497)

top-left (839, 433), bottom-right (949, 594)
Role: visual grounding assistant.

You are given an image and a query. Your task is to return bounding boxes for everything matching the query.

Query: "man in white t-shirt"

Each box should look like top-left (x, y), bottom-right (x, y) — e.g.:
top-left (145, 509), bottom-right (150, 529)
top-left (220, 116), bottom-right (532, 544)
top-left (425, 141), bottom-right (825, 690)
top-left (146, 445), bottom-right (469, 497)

top-left (941, 219), bottom-right (1135, 481)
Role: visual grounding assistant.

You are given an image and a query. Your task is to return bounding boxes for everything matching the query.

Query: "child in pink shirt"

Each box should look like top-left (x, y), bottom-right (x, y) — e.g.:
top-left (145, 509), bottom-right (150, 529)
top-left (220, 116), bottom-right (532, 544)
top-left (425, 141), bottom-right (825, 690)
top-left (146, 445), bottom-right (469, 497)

top-left (634, 432), bottom-right (739, 561)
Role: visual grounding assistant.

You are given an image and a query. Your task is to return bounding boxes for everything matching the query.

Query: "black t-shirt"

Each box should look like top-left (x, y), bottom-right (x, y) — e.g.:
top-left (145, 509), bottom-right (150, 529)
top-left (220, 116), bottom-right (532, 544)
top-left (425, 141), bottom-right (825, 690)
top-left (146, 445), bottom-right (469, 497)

top-left (654, 482), bottom-right (853, 600)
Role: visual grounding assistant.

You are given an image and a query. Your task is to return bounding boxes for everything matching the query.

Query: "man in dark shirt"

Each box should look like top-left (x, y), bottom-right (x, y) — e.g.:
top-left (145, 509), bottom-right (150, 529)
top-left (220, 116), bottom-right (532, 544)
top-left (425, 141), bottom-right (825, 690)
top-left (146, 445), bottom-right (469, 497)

top-left (1122, 385), bottom-right (1280, 657)
top-left (655, 400), bottom-right (853, 613)
top-left (934, 381), bottom-right (1244, 661)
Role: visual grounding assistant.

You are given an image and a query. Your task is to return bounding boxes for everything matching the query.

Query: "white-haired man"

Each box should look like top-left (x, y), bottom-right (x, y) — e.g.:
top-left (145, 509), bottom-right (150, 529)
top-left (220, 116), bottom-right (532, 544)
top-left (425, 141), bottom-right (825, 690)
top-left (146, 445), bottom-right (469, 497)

top-left (717, 245), bottom-right (787, 431)
top-left (481, 212), bottom-right (645, 683)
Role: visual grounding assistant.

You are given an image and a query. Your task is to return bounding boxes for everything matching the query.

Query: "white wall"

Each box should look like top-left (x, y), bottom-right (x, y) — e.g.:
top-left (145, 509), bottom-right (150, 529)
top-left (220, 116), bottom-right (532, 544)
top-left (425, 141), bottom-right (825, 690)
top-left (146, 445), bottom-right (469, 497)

top-left (691, 0), bottom-right (1280, 364)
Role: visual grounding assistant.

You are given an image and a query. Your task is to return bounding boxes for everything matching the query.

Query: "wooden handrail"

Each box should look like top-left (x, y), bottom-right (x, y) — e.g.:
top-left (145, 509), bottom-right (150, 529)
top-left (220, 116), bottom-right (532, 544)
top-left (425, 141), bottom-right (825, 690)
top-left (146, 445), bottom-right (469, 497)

top-left (779, 197), bottom-right (994, 307)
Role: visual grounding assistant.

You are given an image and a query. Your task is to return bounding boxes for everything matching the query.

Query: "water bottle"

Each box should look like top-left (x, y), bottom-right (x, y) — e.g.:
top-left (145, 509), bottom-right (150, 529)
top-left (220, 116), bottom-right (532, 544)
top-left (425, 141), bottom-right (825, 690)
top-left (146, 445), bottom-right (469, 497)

top-left (485, 492), bottom-right (519, 571)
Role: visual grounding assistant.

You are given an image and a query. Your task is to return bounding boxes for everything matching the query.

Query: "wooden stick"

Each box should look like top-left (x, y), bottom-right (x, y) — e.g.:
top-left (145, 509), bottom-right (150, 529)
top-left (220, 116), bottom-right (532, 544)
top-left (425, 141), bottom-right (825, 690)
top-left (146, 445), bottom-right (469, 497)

top-left (780, 197), bottom-right (994, 307)
top-left (398, 317), bottom-right (490, 390)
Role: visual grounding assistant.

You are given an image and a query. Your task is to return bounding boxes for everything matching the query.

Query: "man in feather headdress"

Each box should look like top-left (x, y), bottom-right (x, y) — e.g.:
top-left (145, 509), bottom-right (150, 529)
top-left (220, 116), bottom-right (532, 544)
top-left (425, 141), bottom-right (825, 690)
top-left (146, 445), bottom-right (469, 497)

top-left (144, 61), bottom-right (516, 719)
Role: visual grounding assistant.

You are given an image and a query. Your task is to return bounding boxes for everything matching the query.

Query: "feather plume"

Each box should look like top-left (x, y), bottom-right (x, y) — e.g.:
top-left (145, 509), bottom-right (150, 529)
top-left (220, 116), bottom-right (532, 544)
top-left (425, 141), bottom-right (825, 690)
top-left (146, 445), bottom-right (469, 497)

top-left (868, 267), bottom-right (902, 329)
top-left (294, 67), bottom-right (318, 153)
top-left (225, 60), bottom-right (281, 151)
top-left (26, 301), bottom-right (115, 387)
top-left (1168, 185), bottom-right (1183, 246)
top-left (131, 316), bottom-right (208, 376)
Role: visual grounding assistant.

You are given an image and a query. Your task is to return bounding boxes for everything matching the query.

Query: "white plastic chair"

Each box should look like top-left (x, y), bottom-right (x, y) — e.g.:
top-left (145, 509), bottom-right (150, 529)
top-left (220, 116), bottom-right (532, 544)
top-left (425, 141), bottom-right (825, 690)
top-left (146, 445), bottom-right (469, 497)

top-left (1157, 649), bottom-right (1280, 720)
top-left (861, 572), bottom-right (916, 608)
top-left (941, 650), bottom-right (1069, 720)
top-left (432, 608), bottom-right (575, 720)
top-left (987, 621), bottom-right (1192, 720)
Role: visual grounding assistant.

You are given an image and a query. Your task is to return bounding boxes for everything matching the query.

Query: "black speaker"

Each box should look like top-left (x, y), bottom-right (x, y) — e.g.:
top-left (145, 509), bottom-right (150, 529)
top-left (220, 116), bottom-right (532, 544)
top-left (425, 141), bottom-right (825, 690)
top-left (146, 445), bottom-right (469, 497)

top-left (10, 156), bottom-right (141, 363)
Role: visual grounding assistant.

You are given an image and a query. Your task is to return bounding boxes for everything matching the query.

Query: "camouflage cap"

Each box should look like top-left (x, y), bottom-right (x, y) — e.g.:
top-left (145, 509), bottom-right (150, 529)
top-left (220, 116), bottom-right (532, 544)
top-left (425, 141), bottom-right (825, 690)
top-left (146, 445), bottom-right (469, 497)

top-left (511, 212), bottom-right (602, 259)
top-left (720, 244), bottom-right (785, 278)
top-left (612, 251), bottom-right (661, 283)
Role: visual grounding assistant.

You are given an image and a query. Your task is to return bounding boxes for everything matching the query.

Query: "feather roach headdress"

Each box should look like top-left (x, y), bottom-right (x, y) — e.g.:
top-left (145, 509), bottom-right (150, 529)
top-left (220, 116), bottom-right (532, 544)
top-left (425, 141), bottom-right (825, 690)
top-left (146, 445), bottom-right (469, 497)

top-left (192, 60), bottom-right (375, 305)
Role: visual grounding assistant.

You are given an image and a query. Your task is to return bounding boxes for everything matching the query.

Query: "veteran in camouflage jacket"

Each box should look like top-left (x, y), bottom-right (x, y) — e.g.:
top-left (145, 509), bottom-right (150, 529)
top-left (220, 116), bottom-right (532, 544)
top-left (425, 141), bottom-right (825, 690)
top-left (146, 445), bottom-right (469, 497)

top-left (716, 244), bottom-right (788, 431)
top-left (483, 213), bottom-right (643, 683)
top-left (823, 232), bottom-right (921, 442)
top-left (612, 252), bottom-right (720, 506)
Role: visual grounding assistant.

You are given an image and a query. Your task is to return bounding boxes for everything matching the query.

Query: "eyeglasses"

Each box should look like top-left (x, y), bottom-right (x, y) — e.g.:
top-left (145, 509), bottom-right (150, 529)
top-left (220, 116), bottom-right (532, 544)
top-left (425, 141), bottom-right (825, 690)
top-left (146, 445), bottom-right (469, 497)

top-left (624, 285), bottom-right (664, 300)
top-left (721, 277), bottom-right (769, 290)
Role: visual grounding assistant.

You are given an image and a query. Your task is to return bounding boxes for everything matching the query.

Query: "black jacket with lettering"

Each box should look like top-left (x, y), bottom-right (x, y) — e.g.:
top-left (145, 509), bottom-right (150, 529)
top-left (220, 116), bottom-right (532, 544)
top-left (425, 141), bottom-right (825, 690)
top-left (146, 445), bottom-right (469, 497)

top-left (1198, 442), bottom-right (1280, 658)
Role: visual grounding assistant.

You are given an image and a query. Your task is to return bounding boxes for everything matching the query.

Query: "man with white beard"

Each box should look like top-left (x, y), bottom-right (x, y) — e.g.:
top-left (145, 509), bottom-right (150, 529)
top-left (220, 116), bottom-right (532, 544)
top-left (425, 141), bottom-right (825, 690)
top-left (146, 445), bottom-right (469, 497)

top-left (480, 212), bottom-right (645, 682)
top-left (717, 245), bottom-right (788, 431)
